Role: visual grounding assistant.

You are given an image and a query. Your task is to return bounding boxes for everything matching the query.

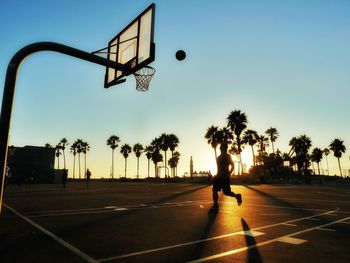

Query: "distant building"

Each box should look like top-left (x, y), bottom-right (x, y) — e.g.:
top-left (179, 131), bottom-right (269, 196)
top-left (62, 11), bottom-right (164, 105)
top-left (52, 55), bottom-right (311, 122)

top-left (7, 145), bottom-right (56, 184)
top-left (190, 156), bottom-right (194, 177)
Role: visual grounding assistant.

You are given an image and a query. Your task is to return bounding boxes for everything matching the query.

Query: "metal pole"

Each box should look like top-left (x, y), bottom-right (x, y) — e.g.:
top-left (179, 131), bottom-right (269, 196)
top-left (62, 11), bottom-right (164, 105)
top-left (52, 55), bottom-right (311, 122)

top-left (0, 42), bottom-right (126, 214)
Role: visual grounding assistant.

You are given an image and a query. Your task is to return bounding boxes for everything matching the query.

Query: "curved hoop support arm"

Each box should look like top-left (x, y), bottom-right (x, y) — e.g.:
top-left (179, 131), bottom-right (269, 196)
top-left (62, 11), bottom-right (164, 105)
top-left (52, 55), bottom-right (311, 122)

top-left (0, 42), bottom-right (126, 214)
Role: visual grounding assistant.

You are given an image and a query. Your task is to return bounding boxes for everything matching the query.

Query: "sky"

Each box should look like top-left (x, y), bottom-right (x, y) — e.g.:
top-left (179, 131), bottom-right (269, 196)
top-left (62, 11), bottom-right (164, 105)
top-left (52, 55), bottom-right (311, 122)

top-left (1, 0), bottom-right (350, 178)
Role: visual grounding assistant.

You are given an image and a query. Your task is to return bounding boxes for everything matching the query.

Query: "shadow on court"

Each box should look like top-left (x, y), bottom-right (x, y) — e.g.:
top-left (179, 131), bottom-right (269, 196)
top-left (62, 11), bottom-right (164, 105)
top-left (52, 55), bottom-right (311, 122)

top-left (241, 218), bottom-right (263, 262)
top-left (188, 210), bottom-right (218, 261)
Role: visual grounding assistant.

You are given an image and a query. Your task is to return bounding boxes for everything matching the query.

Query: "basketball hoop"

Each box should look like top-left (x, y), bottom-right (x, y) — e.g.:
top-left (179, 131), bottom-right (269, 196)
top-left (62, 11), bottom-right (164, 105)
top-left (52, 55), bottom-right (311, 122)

top-left (133, 66), bottom-right (155, 92)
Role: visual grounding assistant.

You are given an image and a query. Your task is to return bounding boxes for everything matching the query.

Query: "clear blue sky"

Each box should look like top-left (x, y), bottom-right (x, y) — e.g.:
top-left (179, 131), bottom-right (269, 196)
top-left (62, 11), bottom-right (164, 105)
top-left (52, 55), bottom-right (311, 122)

top-left (1, 0), bottom-right (350, 177)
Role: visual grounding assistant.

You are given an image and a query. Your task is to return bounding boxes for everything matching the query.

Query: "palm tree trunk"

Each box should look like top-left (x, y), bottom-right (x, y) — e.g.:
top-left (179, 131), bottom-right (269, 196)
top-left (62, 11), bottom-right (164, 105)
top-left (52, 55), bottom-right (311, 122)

top-left (84, 154), bottom-right (87, 178)
top-left (63, 150), bottom-right (66, 170)
top-left (154, 163), bottom-right (157, 178)
top-left (326, 156), bottom-right (329, 175)
top-left (317, 162), bottom-right (320, 175)
top-left (111, 149), bottom-right (114, 179)
top-left (214, 148), bottom-right (218, 160)
top-left (137, 157), bottom-right (139, 179)
top-left (164, 151), bottom-right (167, 178)
top-left (251, 145), bottom-right (256, 166)
top-left (124, 158), bottom-right (127, 178)
top-left (78, 153), bottom-right (81, 179)
top-left (271, 141), bottom-right (275, 154)
top-left (57, 156), bottom-right (60, 170)
top-left (72, 155), bottom-right (75, 179)
top-left (337, 157), bottom-right (343, 177)
top-left (147, 159), bottom-right (150, 177)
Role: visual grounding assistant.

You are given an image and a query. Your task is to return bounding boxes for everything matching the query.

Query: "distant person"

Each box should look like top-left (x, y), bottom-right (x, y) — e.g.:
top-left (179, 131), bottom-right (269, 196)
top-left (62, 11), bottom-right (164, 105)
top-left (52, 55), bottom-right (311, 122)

top-left (27, 169), bottom-right (35, 186)
top-left (86, 168), bottom-right (91, 186)
top-left (5, 165), bottom-right (11, 187)
top-left (211, 143), bottom-right (242, 211)
top-left (62, 169), bottom-right (68, 188)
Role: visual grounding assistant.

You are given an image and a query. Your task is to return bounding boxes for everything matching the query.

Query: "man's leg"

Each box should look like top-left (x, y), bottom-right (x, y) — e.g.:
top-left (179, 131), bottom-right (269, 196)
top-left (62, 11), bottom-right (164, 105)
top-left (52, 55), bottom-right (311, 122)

top-left (211, 178), bottom-right (220, 209)
top-left (213, 191), bottom-right (219, 206)
top-left (223, 185), bottom-right (242, 206)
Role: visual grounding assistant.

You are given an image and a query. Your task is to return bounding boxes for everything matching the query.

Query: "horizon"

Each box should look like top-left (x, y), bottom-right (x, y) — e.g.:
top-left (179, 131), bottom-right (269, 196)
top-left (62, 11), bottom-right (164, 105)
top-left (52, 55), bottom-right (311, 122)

top-left (1, 0), bottom-right (350, 178)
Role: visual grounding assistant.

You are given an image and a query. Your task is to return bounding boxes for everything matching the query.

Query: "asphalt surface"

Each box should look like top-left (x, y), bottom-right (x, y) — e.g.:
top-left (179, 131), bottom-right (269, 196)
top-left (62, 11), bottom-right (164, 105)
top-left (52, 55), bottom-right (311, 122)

top-left (1, 181), bottom-right (350, 262)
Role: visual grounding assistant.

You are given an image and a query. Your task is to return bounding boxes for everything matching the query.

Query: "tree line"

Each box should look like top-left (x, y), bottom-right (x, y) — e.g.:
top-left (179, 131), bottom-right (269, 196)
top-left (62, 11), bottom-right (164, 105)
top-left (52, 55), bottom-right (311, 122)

top-left (205, 109), bottom-right (347, 177)
top-left (46, 133), bottom-right (180, 179)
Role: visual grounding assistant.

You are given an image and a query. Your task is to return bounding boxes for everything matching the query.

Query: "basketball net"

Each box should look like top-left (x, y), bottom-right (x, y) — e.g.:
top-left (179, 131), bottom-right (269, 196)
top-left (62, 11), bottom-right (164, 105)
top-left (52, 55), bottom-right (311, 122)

top-left (133, 66), bottom-right (155, 92)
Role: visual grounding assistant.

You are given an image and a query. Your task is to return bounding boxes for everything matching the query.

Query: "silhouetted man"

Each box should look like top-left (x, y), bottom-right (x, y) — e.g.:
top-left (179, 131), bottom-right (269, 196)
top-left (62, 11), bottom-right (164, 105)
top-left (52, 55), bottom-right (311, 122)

top-left (211, 143), bottom-right (242, 211)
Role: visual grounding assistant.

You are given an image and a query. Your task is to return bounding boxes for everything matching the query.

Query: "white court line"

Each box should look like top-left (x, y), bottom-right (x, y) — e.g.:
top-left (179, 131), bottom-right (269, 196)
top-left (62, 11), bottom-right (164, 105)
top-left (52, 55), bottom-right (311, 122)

top-left (237, 230), bottom-right (265, 237)
top-left (114, 208), bottom-right (128, 211)
top-left (97, 209), bottom-right (338, 262)
top-left (3, 203), bottom-right (97, 263)
top-left (187, 216), bottom-right (350, 263)
top-left (316, 227), bottom-right (336, 232)
top-left (29, 201), bottom-right (213, 218)
top-left (26, 200), bottom-right (207, 216)
top-left (277, 236), bottom-right (306, 245)
top-left (282, 223), bottom-right (297, 226)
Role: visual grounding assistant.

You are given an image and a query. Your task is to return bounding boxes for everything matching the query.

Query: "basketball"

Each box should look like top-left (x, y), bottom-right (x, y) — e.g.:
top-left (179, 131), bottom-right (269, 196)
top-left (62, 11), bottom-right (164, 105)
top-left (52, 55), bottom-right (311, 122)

top-left (175, 50), bottom-right (186, 61)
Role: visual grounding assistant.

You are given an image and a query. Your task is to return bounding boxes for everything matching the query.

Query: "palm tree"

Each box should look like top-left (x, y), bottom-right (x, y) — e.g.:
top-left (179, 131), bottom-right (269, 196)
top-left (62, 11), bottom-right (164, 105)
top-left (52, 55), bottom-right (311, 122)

top-left (168, 134), bottom-right (179, 157)
top-left (227, 110), bottom-right (248, 175)
top-left (133, 143), bottom-right (144, 179)
top-left (120, 144), bottom-right (132, 178)
top-left (205, 125), bottom-right (220, 162)
top-left (288, 137), bottom-right (298, 157)
top-left (70, 142), bottom-right (78, 179)
top-left (55, 144), bottom-right (62, 169)
top-left (173, 151), bottom-right (181, 177)
top-left (217, 127), bottom-right (234, 145)
top-left (107, 135), bottom-right (120, 179)
top-left (60, 138), bottom-right (68, 170)
top-left (82, 141), bottom-right (90, 177)
top-left (256, 134), bottom-right (269, 165)
top-left (151, 148), bottom-right (163, 178)
top-left (168, 157), bottom-right (177, 177)
top-left (158, 133), bottom-right (171, 178)
top-left (144, 145), bottom-right (153, 178)
top-left (323, 148), bottom-right (330, 175)
top-left (294, 135), bottom-right (312, 175)
top-left (310, 148), bottom-right (323, 175)
top-left (168, 134), bottom-right (179, 177)
top-left (243, 129), bottom-right (258, 166)
top-left (329, 138), bottom-right (346, 177)
top-left (75, 139), bottom-right (84, 179)
top-left (265, 127), bottom-right (279, 154)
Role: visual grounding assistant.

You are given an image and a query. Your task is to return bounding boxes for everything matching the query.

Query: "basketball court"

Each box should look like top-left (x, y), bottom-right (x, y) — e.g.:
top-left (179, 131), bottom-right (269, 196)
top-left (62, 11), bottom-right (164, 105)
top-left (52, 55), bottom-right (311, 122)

top-left (1, 3), bottom-right (350, 262)
top-left (2, 183), bottom-right (350, 262)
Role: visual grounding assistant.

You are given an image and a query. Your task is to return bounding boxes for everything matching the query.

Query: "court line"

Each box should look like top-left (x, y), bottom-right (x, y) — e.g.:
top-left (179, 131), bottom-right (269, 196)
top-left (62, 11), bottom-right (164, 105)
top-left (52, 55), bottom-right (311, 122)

top-left (222, 202), bottom-right (344, 214)
top-left (28, 200), bottom-right (208, 215)
top-left (187, 216), bottom-right (350, 263)
top-left (28, 201), bottom-right (212, 218)
top-left (97, 209), bottom-right (338, 262)
top-left (28, 199), bottom-right (345, 218)
top-left (3, 203), bottom-right (97, 263)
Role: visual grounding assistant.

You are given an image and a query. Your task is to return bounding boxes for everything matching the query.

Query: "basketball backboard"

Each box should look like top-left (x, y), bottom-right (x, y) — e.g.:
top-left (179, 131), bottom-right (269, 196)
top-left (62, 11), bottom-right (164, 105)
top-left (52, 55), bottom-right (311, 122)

top-left (104, 3), bottom-right (155, 88)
